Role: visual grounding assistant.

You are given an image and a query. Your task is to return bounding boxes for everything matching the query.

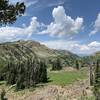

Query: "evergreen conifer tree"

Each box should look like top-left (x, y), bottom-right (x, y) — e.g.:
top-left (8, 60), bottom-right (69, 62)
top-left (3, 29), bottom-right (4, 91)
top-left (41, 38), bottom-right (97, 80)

top-left (76, 60), bottom-right (80, 70)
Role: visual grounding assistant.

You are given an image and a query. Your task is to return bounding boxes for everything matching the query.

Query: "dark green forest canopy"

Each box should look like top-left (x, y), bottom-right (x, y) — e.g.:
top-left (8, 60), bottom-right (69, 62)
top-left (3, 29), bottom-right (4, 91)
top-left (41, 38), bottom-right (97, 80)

top-left (0, 0), bottom-right (26, 25)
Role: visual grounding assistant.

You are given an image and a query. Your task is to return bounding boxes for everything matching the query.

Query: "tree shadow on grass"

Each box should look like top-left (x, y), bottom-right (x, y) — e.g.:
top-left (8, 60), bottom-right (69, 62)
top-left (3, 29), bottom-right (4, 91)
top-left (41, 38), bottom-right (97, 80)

top-left (47, 77), bottom-right (53, 83)
top-left (35, 77), bottom-right (53, 88)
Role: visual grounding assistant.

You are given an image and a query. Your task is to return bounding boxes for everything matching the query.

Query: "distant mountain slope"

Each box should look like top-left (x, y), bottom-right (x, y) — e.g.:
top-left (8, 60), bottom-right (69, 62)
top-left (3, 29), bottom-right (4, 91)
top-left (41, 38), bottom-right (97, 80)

top-left (0, 40), bottom-right (79, 67)
top-left (89, 51), bottom-right (100, 62)
top-left (81, 51), bottom-right (100, 65)
top-left (92, 51), bottom-right (100, 59)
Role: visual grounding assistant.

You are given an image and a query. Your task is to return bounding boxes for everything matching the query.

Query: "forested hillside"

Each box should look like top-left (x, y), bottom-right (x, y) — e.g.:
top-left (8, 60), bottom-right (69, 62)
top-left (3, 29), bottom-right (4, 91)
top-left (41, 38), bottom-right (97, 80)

top-left (0, 40), bottom-right (80, 67)
top-left (0, 40), bottom-right (80, 90)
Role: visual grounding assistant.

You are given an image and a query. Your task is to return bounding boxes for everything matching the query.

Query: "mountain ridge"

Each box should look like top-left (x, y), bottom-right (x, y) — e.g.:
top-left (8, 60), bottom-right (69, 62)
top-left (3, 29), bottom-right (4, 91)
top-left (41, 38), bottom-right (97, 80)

top-left (0, 40), bottom-right (80, 68)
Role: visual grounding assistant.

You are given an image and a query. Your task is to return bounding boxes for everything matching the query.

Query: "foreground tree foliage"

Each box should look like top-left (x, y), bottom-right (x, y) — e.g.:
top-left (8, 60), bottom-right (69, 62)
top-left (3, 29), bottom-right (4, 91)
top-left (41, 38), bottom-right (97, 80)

top-left (0, 0), bottom-right (25, 25)
top-left (1, 56), bottom-right (47, 90)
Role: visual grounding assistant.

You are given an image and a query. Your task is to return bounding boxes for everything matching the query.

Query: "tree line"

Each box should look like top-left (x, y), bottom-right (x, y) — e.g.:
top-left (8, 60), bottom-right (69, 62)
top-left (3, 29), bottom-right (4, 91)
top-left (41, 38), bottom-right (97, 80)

top-left (51, 57), bottom-right (80, 71)
top-left (0, 56), bottom-right (47, 90)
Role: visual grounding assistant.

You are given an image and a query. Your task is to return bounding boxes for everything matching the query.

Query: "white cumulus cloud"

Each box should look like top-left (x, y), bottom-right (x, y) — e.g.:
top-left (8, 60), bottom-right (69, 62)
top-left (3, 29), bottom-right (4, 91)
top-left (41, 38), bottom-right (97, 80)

top-left (39, 6), bottom-right (83, 37)
top-left (42, 40), bottom-right (100, 55)
top-left (0, 17), bottom-right (39, 42)
top-left (90, 13), bottom-right (100, 35)
top-left (0, 6), bottom-right (84, 42)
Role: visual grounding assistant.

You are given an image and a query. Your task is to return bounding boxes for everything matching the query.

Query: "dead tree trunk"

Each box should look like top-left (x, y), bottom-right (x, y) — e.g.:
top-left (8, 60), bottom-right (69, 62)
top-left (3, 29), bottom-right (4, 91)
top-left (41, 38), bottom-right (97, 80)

top-left (89, 63), bottom-right (93, 86)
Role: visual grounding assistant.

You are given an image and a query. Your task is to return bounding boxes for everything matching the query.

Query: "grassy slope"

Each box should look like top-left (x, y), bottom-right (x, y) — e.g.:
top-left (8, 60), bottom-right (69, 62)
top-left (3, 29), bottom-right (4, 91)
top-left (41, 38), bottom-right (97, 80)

top-left (48, 68), bottom-right (88, 86)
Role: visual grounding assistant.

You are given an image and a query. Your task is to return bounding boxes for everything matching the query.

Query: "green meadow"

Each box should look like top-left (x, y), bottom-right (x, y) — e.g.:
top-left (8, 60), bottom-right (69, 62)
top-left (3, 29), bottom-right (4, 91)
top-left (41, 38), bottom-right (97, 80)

top-left (48, 68), bottom-right (87, 86)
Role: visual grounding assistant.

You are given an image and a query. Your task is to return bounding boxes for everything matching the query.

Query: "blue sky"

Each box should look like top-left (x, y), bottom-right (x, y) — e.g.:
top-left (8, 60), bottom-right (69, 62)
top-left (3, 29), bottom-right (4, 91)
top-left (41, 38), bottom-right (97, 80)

top-left (0, 0), bottom-right (100, 55)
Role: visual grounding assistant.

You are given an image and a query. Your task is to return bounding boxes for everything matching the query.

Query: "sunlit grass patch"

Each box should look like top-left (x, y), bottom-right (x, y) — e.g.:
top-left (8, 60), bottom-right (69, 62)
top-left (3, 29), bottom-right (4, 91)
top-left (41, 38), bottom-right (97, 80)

top-left (48, 68), bottom-right (88, 86)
